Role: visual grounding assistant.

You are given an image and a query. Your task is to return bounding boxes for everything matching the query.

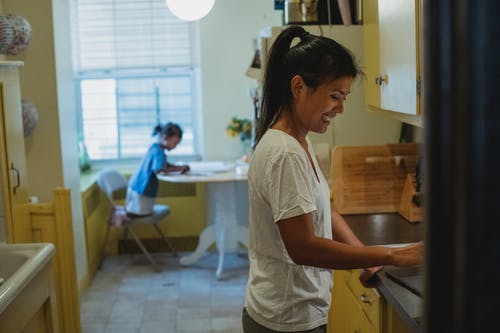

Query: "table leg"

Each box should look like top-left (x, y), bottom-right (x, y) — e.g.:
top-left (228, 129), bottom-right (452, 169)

top-left (215, 226), bottom-right (225, 278)
top-left (179, 225), bottom-right (216, 265)
top-left (179, 181), bottom-right (248, 278)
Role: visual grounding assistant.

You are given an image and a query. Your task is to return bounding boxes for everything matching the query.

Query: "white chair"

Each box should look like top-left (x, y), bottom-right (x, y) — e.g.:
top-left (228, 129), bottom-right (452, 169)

top-left (96, 169), bottom-right (177, 271)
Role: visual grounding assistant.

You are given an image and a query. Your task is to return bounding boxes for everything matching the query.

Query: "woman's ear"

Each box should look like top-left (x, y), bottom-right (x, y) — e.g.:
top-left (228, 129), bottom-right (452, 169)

top-left (290, 75), bottom-right (305, 98)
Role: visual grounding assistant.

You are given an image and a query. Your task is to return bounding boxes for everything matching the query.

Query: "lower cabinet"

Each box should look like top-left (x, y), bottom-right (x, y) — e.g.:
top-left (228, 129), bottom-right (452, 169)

top-left (328, 270), bottom-right (414, 333)
top-left (328, 270), bottom-right (382, 333)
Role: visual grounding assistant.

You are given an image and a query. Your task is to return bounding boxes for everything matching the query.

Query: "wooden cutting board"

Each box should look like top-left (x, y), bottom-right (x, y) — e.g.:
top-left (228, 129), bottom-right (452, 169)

top-left (331, 143), bottom-right (419, 214)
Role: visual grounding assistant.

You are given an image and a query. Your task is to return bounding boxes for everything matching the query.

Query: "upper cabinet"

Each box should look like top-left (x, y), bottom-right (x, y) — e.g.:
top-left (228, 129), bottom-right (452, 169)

top-left (363, 0), bottom-right (423, 126)
top-left (0, 62), bottom-right (32, 243)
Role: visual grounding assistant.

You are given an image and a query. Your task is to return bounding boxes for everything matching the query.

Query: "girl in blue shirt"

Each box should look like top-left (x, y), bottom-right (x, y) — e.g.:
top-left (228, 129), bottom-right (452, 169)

top-left (126, 122), bottom-right (190, 216)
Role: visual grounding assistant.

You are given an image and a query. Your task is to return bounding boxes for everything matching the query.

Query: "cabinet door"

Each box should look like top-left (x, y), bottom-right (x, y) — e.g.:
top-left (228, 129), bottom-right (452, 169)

top-left (329, 270), bottom-right (378, 333)
top-left (0, 64), bottom-right (32, 243)
top-left (378, 0), bottom-right (420, 115)
top-left (362, 0), bottom-right (381, 108)
top-left (332, 283), bottom-right (377, 333)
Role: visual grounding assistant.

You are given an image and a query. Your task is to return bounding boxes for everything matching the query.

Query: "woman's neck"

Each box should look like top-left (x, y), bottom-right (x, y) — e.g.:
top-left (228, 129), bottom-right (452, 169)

top-left (271, 112), bottom-right (308, 147)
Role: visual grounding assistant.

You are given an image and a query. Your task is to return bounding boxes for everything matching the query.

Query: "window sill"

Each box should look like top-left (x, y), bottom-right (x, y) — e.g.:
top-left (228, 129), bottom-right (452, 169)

top-left (79, 154), bottom-right (202, 192)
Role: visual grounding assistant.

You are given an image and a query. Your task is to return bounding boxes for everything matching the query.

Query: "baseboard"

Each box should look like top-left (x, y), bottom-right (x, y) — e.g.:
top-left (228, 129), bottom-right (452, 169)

top-left (78, 271), bottom-right (91, 297)
top-left (117, 236), bottom-right (200, 254)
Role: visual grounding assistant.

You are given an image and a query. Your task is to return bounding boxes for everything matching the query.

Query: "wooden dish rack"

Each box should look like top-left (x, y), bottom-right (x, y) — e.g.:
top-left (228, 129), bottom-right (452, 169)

top-left (331, 143), bottom-right (422, 221)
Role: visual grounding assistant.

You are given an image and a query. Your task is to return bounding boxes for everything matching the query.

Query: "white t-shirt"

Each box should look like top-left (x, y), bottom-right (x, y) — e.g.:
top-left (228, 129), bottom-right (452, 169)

top-left (244, 129), bottom-right (333, 332)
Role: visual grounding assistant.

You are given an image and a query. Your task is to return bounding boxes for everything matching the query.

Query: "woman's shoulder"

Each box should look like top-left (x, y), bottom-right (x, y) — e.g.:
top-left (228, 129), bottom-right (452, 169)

top-left (258, 130), bottom-right (304, 155)
top-left (253, 130), bottom-right (307, 167)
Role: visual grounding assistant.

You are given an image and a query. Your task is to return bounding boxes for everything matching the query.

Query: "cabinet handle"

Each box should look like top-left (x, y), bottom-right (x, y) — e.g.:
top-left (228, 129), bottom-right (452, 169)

top-left (360, 293), bottom-right (372, 304)
top-left (10, 163), bottom-right (20, 194)
top-left (375, 74), bottom-right (388, 86)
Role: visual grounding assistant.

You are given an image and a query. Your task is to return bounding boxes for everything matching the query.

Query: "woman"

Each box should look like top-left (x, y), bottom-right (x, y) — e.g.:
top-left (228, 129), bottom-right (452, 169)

top-left (126, 122), bottom-right (190, 216)
top-left (243, 26), bottom-right (423, 332)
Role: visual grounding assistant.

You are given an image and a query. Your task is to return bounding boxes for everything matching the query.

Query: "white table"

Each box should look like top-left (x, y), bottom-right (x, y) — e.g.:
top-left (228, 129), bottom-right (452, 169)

top-left (157, 161), bottom-right (249, 278)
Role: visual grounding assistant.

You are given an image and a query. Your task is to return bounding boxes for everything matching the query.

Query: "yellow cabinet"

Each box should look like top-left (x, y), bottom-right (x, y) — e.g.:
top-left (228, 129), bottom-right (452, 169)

top-left (0, 61), bottom-right (32, 243)
top-left (386, 303), bottom-right (413, 333)
top-left (328, 269), bottom-right (416, 333)
top-left (363, 0), bottom-right (423, 126)
top-left (328, 270), bottom-right (382, 333)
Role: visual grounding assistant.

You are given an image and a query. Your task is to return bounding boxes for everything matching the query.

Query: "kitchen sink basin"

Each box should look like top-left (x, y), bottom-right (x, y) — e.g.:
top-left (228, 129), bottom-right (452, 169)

top-left (0, 242), bottom-right (55, 314)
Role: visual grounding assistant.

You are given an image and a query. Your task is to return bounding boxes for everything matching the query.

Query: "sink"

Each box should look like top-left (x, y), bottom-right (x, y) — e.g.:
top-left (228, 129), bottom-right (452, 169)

top-left (0, 242), bottom-right (55, 314)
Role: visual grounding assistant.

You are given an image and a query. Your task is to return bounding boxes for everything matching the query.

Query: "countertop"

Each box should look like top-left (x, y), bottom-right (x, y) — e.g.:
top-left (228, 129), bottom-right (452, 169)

top-left (343, 213), bottom-right (425, 333)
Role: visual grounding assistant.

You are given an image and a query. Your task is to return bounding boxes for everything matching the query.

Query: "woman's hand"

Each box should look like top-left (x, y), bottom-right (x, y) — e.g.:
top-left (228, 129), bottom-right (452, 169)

top-left (389, 241), bottom-right (424, 267)
top-left (359, 266), bottom-right (383, 288)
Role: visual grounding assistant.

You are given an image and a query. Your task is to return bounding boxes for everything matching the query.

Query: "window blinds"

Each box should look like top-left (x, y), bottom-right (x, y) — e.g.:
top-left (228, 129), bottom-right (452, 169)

top-left (72, 0), bottom-right (198, 72)
top-left (71, 0), bottom-right (199, 160)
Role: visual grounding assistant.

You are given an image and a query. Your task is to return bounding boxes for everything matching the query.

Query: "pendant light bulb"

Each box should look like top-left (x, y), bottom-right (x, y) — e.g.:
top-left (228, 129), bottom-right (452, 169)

top-left (166, 0), bottom-right (215, 21)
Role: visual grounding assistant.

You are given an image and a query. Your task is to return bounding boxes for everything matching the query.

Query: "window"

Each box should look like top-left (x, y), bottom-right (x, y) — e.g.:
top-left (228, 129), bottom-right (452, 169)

top-left (71, 0), bottom-right (200, 160)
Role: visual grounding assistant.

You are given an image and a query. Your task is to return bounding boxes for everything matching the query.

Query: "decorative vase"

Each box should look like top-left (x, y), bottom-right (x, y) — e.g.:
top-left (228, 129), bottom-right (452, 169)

top-left (0, 13), bottom-right (32, 55)
top-left (78, 140), bottom-right (91, 173)
top-left (0, 15), bottom-right (13, 54)
top-left (240, 136), bottom-right (253, 163)
top-left (21, 99), bottom-right (38, 137)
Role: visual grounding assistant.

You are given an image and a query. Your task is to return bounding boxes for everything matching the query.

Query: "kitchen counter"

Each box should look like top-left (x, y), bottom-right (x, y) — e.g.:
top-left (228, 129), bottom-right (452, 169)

top-left (344, 214), bottom-right (425, 333)
top-left (344, 214), bottom-right (424, 246)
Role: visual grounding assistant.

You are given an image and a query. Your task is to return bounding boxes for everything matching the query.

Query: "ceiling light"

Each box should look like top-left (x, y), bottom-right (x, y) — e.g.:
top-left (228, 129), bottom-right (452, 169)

top-left (165, 0), bottom-right (215, 21)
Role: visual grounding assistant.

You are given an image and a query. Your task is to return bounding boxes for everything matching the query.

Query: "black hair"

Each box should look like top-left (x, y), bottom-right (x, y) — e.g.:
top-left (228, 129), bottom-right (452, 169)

top-left (152, 122), bottom-right (183, 139)
top-left (254, 25), bottom-right (361, 146)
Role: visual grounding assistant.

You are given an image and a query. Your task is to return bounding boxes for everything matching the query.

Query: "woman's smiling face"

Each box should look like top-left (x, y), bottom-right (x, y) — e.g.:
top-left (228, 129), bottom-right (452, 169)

top-left (293, 75), bottom-right (353, 134)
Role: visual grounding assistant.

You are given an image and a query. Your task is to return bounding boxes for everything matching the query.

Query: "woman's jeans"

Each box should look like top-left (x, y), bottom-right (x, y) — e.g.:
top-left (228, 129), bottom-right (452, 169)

top-left (242, 307), bottom-right (327, 333)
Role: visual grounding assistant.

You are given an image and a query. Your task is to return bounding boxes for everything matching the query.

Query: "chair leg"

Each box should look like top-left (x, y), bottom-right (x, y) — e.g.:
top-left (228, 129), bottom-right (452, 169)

top-left (153, 224), bottom-right (178, 257)
top-left (122, 226), bottom-right (130, 253)
top-left (125, 225), bottom-right (161, 272)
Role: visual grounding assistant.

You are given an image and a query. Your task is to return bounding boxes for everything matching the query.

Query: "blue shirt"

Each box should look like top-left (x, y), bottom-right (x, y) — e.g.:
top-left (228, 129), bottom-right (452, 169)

top-left (128, 143), bottom-right (167, 197)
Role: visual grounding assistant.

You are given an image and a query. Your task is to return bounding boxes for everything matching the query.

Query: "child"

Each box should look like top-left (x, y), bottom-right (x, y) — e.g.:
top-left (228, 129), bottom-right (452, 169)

top-left (126, 122), bottom-right (190, 216)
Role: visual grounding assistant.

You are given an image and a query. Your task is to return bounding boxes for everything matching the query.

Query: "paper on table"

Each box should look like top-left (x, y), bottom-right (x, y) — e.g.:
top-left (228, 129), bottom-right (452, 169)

top-left (188, 161), bottom-right (235, 173)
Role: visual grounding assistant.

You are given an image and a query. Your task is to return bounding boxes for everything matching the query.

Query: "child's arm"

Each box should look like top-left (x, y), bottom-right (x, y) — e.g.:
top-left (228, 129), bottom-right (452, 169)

top-left (158, 163), bottom-right (190, 174)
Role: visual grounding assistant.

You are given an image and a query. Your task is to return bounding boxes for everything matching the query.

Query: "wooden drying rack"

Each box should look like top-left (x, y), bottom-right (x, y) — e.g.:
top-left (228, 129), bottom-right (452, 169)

top-left (331, 143), bottom-right (422, 222)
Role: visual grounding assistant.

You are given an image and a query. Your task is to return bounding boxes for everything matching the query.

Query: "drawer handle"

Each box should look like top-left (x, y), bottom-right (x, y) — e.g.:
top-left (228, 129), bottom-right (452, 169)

top-left (360, 293), bottom-right (372, 305)
top-left (10, 163), bottom-right (20, 194)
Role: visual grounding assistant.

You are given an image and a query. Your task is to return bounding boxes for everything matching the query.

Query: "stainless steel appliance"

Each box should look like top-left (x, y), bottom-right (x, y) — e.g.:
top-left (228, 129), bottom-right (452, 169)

top-left (284, 0), bottom-right (319, 25)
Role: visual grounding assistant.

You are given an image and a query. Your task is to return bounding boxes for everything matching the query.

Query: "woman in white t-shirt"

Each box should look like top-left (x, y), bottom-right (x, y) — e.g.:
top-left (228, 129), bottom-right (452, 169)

top-left (243, 26), bottom-right (424, 333)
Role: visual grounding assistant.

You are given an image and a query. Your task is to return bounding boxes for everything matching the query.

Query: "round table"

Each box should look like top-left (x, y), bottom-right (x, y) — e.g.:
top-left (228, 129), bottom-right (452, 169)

top-left (157, 162), bottom-right (248, 278)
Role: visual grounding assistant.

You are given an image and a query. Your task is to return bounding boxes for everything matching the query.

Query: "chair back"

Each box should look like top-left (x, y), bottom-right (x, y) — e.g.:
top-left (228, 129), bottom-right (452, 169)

top-left (96, 169), bottom-right (129, 205)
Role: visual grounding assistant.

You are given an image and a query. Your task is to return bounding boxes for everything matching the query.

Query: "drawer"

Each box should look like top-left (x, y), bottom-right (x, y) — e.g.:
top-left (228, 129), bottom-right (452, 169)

top-left (346, 269), bottom-right (383, 331)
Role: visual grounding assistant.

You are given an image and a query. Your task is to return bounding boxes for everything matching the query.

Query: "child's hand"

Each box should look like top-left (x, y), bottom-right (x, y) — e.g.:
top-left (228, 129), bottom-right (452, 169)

top-left (180, 165), bottom-right (190, 174)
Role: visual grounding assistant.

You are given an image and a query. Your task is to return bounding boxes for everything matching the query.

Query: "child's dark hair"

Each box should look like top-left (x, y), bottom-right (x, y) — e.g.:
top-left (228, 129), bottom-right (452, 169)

top-left (255, 25), bottom-right (361, 146)
top-left (152, 122), bottom-right (183, 139)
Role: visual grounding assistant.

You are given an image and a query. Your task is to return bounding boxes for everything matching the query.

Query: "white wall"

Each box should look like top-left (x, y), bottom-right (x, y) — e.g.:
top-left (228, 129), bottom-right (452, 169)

top-left (199, 0), bottom-right (281, 161)
top-left (2, 0), bottom-right (88, 281)
top-left (52, 0), bottom-right (87, 282)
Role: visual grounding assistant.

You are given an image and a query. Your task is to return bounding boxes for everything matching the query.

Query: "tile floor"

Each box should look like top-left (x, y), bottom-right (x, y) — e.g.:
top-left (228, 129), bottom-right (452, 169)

top-left (80, 252), bottom-right (249, 333)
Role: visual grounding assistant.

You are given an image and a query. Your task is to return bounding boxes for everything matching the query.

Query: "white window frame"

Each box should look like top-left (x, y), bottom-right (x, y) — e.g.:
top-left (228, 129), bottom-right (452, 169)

top-left (71, 0), bottom-right (201, 162)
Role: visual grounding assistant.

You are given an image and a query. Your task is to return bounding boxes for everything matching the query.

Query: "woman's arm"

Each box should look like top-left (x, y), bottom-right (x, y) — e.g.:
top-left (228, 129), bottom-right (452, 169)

top-left (330, 209), bottom-right (385, 284)
top-left (277, 213), bottom-right (423, 270)
top-left (331, 209), bottom-right (363, 246)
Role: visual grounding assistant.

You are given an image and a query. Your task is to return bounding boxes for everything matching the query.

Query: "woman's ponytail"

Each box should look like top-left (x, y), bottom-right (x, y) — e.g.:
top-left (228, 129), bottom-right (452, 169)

top-left (254, 25), bottom-right (359, 147)
top-left (254, 26), bottom-right (307, 146)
